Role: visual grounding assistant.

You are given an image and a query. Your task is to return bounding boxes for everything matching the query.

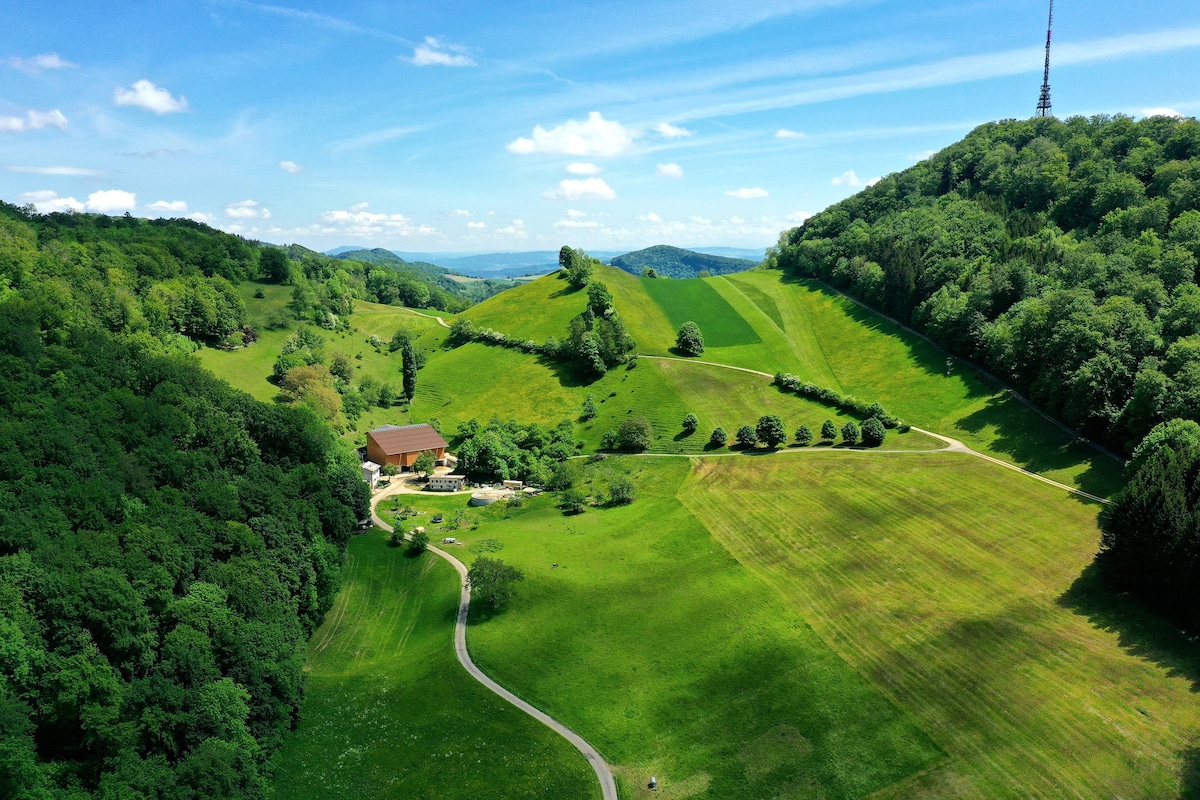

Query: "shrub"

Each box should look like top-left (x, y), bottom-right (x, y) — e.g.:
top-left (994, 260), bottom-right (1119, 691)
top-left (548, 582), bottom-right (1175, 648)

top-left (560, 488), bottom-right (587, 514)
top-left (682, 413), bottom-right (699, 434)
top-left (581, 394), bottom-right (597, 420)
top-left (736, 425), bottom-right (758, 448)
top-left (675, 321), bottom-right (705, 356)
top-left (709, 427), bottom-right (728, 447)
top-left (841, 421), bottom-right (860, 446)
top-left (607, 475), bottom-right (636, 505)
top-left (861, 417), bottom-right (886, 447)
top-left (795, 425), bottom-right (813, 446)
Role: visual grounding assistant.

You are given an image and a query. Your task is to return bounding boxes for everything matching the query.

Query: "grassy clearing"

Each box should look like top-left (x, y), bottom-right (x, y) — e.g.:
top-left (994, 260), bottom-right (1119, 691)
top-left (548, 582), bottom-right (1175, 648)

top-left (456, 458), bottom-right (943, 799)
top-left (269, 530), bottom-right (598, 800)
top-left (459, 271), bottom-right (587, 342)
top-left (680, 454), bottom-right (1200, 799)
top-left (639, 277), bottom-right (760, 348)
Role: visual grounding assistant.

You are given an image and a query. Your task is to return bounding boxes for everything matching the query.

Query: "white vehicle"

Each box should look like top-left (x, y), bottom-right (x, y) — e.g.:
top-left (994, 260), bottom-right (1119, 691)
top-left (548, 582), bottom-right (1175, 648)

top-left (442, 537), bottom-right (457, 544)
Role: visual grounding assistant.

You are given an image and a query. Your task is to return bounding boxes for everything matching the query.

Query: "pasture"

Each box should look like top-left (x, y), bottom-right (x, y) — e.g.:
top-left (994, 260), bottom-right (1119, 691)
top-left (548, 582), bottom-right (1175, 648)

top-left (269, 530), bottom-right (598, 800)
top-left (680, 454), bottom-right (1200, 798)
top-left (638, 276), bottom-right (760, 348)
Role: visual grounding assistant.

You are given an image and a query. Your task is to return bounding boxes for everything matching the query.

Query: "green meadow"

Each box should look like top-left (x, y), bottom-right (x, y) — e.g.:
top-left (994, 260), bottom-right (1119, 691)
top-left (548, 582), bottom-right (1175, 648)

top-left (638, 276), bottom-right (760, 347)
top-left (270, 530), bottom-right (599, 800)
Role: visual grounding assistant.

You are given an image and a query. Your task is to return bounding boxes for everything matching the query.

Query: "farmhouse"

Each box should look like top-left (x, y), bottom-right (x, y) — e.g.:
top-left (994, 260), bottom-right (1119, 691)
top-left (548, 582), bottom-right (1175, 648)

top-left (428, 474), bottom-right (466, 492)
top-left (365, 424), bottom-right (448, 470)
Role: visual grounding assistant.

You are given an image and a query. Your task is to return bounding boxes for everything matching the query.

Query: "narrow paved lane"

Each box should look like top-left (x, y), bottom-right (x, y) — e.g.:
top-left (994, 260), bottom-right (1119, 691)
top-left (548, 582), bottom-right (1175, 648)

top-left (369, 494), bottom-right (618, 800)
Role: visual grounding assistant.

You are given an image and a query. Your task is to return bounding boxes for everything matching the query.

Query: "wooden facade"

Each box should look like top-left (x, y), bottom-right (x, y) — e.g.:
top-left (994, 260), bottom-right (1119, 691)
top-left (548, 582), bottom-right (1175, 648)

top-left (365, 424), bottom-right (448, 469)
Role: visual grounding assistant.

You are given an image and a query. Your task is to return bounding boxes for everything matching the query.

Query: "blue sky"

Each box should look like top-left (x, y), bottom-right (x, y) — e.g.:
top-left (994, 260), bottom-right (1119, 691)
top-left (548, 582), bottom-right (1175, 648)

top-left (3, 0), bottom-right (1200, 253)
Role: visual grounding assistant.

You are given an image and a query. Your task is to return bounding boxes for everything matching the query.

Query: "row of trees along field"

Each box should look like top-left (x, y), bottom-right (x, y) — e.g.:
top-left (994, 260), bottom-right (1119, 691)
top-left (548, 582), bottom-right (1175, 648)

top-left (770, 114), bottom-right (1200, 456)
top-left (0, 204), bottom-right (371, 797)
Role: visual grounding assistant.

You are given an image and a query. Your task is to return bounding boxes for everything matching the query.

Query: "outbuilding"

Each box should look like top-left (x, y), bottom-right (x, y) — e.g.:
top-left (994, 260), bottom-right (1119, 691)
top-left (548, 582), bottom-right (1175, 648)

top-left (361, 461), bottom-right (381, 485)
top-left (502, 480), bottom-right (524, 491)
top-left (365, 424), bottom-right (448, 471)
top-left (428, 474), bottom-right (466, 492)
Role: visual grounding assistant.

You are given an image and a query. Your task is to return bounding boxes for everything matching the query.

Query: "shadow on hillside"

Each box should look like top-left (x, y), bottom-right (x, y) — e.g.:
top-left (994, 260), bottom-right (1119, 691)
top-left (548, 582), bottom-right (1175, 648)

top-left (955, 395), bottom-right (1125, 501)
top-left (536, 354), bottom-right (595, 389)
top-left (778, 274), bottom-right (993, 398)
top-left (1058, 563), bottom-right (1200, 693)
top-left (1182, 747), bottom-right (1200, 799)
top-left (548, 280), bottom-right (583, 300)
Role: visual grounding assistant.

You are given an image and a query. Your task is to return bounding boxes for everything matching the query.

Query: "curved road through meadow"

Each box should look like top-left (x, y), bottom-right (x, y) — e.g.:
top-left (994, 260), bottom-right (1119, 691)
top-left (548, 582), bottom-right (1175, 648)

top-left (639, 355), bottom-right (1110, 505)
top-left (369, 490), bottom-right (619, 800)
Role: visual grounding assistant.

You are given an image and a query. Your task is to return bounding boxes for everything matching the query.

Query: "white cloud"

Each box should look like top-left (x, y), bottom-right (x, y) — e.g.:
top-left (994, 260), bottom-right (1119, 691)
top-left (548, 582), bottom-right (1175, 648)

top-left (775, 128), bottom-right (805, 139)
top-left (729, 216), bottom-right (745, 224)
top-left (690, 215), bottom-right (712, 225)
top-left (16, 189), bottom-right (83, 213)
top-left (467, 221), bottom-right (486, 229)
top-left (410, 36), bottom-right (475, 67)
top-left (726, 187), bottom-right (769, 199)
top-left (654, 122), bottom-right (694, 139)
top-left (113, 80), bottom-right (188, 114)
top-left (508, 112), bottom-right (635, 157)
top-left (496, 223), bottom-right (528, 237)
top-left (554, 219), bottom-right (600, 228)
top-left (6, 165), bottom-right (101, 176)
top-left (541, 177), bottom-right (618, 201)
top-left (318, 203), bottom-right (437, 238)
top-left (567, 162), bottom-right (602, 175)
top-left (226, 199), bottom-right (271, 219)
top-left (639, 212), bottom-right (662, 223)
top-left (787, 210), bottom-right (813, 223)
top-left (0, 109), bottom-right (68, 133)
top-left (190, 212), bottom-right (217, 224)
top-left (278, 160), bottom-right (303, 173)
top-left (146, 200), bottom-right (189, 213)
top-left (831, 170), bottom-right (879, 187)
top-left (566, 209), bottom-right (587, 218)
top-left (451, 209), bottom-right (472, 216)
top-left (5, 53), bottom-right (77, 72)
top-left (656, 163), bottom-right (684, 179)
top-left (908, 149), bottom-right (937, 162)
top-left (1142, 107), bottom-right (1183, 118)
top-left (85, 190), bottom-right (137, 213)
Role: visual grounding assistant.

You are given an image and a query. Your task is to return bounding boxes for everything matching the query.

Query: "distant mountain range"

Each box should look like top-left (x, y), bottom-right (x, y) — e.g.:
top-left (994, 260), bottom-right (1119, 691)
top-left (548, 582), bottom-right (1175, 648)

top-left (324, 245), bottom-right (766, 278)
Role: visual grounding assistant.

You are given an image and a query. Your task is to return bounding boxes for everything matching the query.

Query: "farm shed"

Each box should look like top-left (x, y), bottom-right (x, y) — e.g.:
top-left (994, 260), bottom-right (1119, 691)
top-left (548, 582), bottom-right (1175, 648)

top-left (428, 474), bottom-right (466, 492)
top-left (361, 461), bottom-right (381, 485)
top-left (365, 424), bottom-right (448, 470)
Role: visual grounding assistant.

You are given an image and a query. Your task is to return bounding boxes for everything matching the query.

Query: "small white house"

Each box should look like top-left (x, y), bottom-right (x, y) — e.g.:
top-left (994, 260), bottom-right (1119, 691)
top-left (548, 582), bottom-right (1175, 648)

top-left (502, 479), bottom-right (524, 491)
top-left (428, 474), bottom-right (466, 492)
top-left (361, 461), bottom-right (381, 485)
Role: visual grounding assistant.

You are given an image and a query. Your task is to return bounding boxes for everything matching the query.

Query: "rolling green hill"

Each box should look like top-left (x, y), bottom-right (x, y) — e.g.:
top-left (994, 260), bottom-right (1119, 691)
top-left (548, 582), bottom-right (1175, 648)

top-left (334, 247), bottom-right (518, 306)
top-left (610, 244), bottom-right (758, 278)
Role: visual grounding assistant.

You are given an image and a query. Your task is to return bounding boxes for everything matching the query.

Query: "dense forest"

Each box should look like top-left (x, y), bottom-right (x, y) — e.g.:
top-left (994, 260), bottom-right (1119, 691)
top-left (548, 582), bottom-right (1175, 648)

top-left (0, 205), bottom-right (370, 797)
top-left (771, 113), bottom-right (1200, 455)
top-left (610, 244), bottom-right (758, 279)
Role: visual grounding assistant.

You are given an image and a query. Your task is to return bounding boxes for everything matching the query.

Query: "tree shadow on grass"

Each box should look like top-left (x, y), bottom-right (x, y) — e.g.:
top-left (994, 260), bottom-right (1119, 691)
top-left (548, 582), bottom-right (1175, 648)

top-left (778, 276), bottom-right (994, 400)
top-left (955, 395), bottom-right (1126, 500)
top-left (1058, 562), bottom-right (1200, 692)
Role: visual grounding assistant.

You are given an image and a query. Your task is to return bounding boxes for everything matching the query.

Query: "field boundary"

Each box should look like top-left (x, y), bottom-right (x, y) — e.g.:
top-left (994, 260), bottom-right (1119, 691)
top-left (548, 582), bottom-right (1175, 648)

top-left (368, 489), bottom-right (618, 800)
top-left (638, 355), bottom-right (1110, 505)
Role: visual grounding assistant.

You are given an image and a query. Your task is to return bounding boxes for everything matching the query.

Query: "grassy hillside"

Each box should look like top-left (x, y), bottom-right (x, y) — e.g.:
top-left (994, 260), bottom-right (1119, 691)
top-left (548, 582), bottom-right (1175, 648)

top-left (680, 454), bottom-right (1200, 798)
top-left (457, 458), bottom-right (944, 799)
top-left (610, 244), bottom-right (758, 279)
top-left (270, 531), bottom-right (598, 800)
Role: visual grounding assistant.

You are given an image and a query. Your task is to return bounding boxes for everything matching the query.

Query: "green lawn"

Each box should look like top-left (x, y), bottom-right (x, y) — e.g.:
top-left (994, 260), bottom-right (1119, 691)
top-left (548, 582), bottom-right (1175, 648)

top-left (269, 530), bottom-right (599, 800)
top-left (639, 276), bottom-right (760, 347)
top-left (455, 458), bottom-right (943, 799)
top-left (679, 454), bottom-right (1200, 799)
top-left (460, 271), bottom-right (588, 342)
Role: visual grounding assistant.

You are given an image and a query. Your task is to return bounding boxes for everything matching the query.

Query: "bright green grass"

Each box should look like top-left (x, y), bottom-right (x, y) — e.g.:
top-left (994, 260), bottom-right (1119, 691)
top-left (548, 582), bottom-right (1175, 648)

top-left (460, 271), bottom-right (587, 342)
top-left (269, 531), bottom-right (598, 800)
top-left (680, 454), bottom-right (1200, 799)
top-left (644, 271), bottom-right (1125, 497)
top-left (578, 358), bottom-right (938, 454)
top-left (455, 458), bottom-right (943, 799)
top-left (639, 277), bottom-right (760, 347)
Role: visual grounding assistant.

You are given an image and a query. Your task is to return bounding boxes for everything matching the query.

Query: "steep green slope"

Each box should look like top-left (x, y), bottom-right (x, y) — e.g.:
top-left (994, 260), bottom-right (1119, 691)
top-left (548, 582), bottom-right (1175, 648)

top-left (610, 244), bottom-right (758, 278)
top-left (771, 113), bottom-right (1200, 455)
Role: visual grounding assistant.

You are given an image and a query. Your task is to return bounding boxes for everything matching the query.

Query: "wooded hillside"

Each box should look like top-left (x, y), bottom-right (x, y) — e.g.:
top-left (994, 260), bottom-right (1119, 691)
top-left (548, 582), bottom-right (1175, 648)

top-left (0, 205), bottom-right (369, 798)
top-left (772, 114), bottom-right (1200, 453)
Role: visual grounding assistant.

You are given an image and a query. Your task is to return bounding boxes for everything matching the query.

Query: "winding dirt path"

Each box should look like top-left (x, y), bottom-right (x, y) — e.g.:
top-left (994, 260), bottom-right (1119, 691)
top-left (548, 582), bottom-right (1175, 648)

top-left (638, 354), bottom-right (1109, 505)
top-left (368, 490), bottom-right (618, 800)
top-left (402, 308), bottom-right (451, 327)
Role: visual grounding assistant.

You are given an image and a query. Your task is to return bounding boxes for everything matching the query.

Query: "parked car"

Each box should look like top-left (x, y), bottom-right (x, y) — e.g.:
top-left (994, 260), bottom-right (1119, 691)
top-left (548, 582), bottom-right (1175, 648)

top-left (431, 514), bottom-right (444, 524)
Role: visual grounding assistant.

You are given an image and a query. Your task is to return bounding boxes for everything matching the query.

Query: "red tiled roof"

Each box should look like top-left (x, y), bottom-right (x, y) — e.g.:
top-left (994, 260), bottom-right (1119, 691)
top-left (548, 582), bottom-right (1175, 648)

top-left (367, 424), bottom-right (448, 455)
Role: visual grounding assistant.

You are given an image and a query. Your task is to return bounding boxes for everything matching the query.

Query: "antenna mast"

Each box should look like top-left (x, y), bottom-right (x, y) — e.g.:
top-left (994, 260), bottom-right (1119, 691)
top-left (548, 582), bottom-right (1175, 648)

top-left (1036, 0), bottom-right (1054, 117)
